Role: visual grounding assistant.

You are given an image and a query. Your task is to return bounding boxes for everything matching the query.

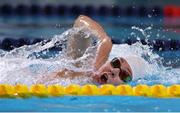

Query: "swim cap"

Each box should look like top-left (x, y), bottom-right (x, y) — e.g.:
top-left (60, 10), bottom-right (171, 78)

top-left (124, 56), bottom-right (148, 80)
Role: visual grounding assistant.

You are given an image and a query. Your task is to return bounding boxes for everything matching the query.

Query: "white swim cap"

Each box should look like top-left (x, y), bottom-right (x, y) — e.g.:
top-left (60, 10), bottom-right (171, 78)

top-left (124, 56), bottom-right (148, 80)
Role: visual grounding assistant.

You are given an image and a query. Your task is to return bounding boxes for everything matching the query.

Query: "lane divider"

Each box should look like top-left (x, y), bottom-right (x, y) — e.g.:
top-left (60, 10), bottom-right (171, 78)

top-left (0, 38), bottom-right (180, 51)
top-left (0, 4), bottom-right (163, 17)
top-left (0, 84), bottom-right (180, 98)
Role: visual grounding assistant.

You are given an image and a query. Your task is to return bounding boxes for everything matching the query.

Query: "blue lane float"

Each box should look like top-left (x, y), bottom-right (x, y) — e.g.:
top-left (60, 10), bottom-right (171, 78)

top-left (0, 4), bottom-right (163, 17)
top-left (112, 39), bottom-right (180, 51)
top-left (84, 5), bottom-right (95, 16)
top-left (15, 4), bottom-right (29, 15)
top-left (0, 38), bottom-right (41, 50)
top-left (29, 4), bottom-right (41, 15)
top-left (98, 5), bottom-right (110, 16)
top-left (150, 6), bottom-right (163, 17)
top-left (0, 38), bottom-right (179, 51)
top-left (111, 6), bottom-right (122, 16)
top-left (125, 6), bottom-right (136, 16)
top-left (69, 5), bottom-right (83, 16)
top-left (1, 38), bottom-right (16, 50)
top-left (57, 5), bottom-right (68, 16)
top-left (17, 38), bottom-right (30, 47)
top-left (138, 6), bottom-right (149, 17)
top-left (43, 5), bottom-right (54, 15)
top-left (0, 4), bottom-right (13, 15)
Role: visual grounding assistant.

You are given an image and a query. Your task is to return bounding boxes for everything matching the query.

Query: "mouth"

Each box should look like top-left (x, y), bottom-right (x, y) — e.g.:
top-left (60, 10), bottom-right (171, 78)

top-left (100, 74), bottom-right (108, 83)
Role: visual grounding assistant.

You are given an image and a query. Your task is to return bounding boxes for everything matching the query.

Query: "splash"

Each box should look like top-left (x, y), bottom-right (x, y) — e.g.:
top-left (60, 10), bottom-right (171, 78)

top-left (0, 26), bottom-right (179, 86)
top-left (128, 26), bottom-right (180, 85)
top-left (0, 27), bottom-right (99, 86)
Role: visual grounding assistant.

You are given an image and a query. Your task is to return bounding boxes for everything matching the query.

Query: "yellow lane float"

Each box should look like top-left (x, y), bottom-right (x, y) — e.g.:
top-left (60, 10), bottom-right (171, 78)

top-left (65, 84), bottom-right (81, 95)
top-left (79, 84), bottom-right (99, 95)
top-left (0, 84), bottom-right (179, 98)
top-left (167, 84), bottom-right (180, 97)
top-left (116, 85), bottom-right (133, 96)
top-left (47, 84), bottom-right (65, 96)
top-left (0, 84), bottom-right (15, 98)
top-left (99, 84), bottom-right (116, 95)
top-left (133, 84), bottom-right (150, 97)
top-left (14, 84), bottom-right (30, 97)
top-left (150, 84), bottom-right (167, 98)
top-left (30, 84), bottom-right (48, 97)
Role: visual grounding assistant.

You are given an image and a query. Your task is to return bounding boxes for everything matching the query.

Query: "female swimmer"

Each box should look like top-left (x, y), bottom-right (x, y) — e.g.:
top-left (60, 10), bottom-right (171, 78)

top-left (37, 15), bottom-right (133, 85)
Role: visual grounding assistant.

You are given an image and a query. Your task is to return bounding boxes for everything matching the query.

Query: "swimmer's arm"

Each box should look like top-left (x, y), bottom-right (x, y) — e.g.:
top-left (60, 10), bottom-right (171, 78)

top-left (93, 36), bottom-right (112, 70)
top-left (74, 15), bottom-right (112, 70)
top-left (36, 68), bottom-right (92, 84)
top-left (74, 15), bottom-right (106, 39)
top-left (36, 69), bottom-right (68, 84)
top-left (56, 68), bottom-right (90, 78)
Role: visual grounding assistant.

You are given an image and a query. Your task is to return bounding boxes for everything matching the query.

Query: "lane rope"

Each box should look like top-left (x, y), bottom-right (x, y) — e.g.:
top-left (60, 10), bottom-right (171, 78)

top-left (0, 4), bottom-right (163, 17)
top-left (0, 38), bottom-right (180, 51)
top-left (0, 84), bottom-right (180, 98)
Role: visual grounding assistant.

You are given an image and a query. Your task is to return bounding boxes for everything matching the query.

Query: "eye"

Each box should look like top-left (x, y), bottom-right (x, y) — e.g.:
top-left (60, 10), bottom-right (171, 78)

top-left (110, 57), bottom-right (121, 68)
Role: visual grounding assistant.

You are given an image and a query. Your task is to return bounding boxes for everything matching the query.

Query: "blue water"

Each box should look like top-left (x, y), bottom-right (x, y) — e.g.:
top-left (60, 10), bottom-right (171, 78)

top-left (0, 96), bottom-right (180, 112)
top-left (0, 16), bottom-right (179, 40)
top-left (0, 15), bottom-right (180, 112)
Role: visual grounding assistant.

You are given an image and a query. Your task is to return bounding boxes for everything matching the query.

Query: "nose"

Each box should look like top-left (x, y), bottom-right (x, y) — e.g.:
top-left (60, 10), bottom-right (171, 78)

top-left (111, 68), bottom-right (120, 74)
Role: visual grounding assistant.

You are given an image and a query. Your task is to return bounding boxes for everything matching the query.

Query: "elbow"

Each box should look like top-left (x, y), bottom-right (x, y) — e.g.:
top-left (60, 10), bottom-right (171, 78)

top-left (104, 36), bottom-right (113, 49)
top-left (108, 38), bottom-right (113, 48)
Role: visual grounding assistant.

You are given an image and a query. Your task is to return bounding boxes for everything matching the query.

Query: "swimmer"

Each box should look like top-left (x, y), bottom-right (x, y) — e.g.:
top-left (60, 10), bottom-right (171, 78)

top-left (37, 15), bottom-right (133, 85)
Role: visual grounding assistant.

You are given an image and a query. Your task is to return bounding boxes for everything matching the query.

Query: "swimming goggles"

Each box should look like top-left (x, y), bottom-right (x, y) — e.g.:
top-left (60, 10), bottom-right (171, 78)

top-left (110, 57), bottom-right (132, 83)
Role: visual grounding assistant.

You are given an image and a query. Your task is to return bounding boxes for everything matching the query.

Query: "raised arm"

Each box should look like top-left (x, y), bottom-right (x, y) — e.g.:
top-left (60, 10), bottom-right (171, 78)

top-left (74, 15), bottom-right (112, 70)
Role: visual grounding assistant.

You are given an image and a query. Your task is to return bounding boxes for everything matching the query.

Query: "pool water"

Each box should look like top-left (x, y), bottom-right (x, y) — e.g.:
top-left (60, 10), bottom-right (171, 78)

top-left (0, 96), bottom-right (180, 112)
top-left (0, 15), bottom-right (180, 112)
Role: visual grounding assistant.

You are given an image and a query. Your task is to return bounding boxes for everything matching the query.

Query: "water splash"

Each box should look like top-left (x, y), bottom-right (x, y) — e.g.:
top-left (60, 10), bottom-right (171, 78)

top-left (129, 26), bottom-right (180, 85)
top-left (0, 27), bottom-right (99, 86)
top-left (0, 26), bottom-right (179, 86)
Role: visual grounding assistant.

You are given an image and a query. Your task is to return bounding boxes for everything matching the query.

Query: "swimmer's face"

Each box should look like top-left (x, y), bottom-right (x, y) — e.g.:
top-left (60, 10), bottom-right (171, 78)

top-left (92, 57), bottom-right (132, 85)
